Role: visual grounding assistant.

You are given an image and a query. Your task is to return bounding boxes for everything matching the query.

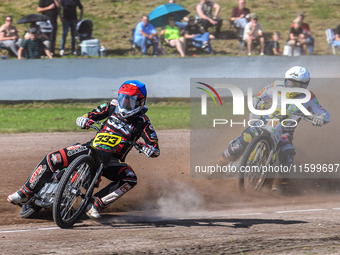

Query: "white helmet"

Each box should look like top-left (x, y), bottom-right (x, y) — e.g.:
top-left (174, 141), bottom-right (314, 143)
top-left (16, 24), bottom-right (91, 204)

top-left (284, 66), bottom-right (310, 89)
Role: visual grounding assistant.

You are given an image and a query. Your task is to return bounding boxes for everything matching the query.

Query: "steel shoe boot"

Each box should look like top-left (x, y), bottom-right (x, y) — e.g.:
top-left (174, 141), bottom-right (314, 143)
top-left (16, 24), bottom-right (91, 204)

top-left (86, 203), bottom-right (101, 220)
top-left (7, 190), bottom-right (29, 205)
top-left (217, 154), bottom-right (232, 166)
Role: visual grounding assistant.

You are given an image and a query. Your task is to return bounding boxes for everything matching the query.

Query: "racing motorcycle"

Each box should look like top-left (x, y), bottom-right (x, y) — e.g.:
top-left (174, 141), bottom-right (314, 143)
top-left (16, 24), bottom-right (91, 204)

top-left (237, 113), bottom-right (315, 193)
top-left (52, 121), bottom-right (148, 228)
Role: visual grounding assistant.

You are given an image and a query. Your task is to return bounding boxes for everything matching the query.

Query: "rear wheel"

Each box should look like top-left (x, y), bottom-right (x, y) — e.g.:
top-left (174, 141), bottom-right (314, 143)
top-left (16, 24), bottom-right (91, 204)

top-left (53, 155), bottom-right (96, 228)
top-left (238, 132), bottom-right (273, 193)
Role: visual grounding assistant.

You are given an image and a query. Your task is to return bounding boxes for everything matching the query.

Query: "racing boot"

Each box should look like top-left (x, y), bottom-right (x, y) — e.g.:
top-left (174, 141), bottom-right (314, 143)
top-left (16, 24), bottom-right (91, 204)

top-left (271, 178), bottom-right (289, 196)
top-left (7, 190), bottom-right (29, 205)
top-left (217, 153), bottom-right (238, 167)
top-left (217, 154), bottom-right (230, 166)
top-left (86, 202), bottom-right (101, 220)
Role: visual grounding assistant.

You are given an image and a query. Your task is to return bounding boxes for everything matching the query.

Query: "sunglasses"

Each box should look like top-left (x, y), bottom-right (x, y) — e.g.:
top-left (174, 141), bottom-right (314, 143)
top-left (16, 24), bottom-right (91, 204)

top-left (6, 19), bottom-right (12, 22)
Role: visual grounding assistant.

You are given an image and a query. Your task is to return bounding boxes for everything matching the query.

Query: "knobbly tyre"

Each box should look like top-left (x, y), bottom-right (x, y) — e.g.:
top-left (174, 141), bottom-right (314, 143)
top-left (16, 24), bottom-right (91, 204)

top-left (237, 113), bottom-right (316, 193)
top-left (52, 121), bottom-right (150, 228)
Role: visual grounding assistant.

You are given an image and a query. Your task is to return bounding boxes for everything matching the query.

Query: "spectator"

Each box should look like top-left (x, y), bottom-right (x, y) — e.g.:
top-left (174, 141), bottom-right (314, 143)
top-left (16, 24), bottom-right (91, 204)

top-left (196, 0), bottom-right (223, 38)
top-left (161, 16), bottom-right (186, 57)
top-left (168, 0), bottom-right (188, 30)
top-left (37, 0), bottom-right (61, 56)
top-left (24, 23), bottom-right (51, 53)
top-left (230, 0), bottom-right (250, 41)
top-left (292, 13), bottom-right (314, 54)
top-left (288, 18), bottom-right (306, 53)
top-left (18, 27), bottom-right (53, 59)
top-left (184, 16), bottom-right (214, 54)
top-left (134, 15), bottom-right (159, 56)
top-left (264, 32), bottom-right (281, 56)
top-left (332, 23), bottom-right (340, 52)
top-left (59, 0), bottom-right (84, 56)
top-left (0, 16), bottom-right (22, 57)
top-left (243, 14), bottom-right (264, 56)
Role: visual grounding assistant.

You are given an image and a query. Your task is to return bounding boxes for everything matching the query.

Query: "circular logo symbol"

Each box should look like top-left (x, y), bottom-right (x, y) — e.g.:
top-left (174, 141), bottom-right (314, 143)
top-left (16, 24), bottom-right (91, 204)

top-left (243, 133), bottom-right (252, 143)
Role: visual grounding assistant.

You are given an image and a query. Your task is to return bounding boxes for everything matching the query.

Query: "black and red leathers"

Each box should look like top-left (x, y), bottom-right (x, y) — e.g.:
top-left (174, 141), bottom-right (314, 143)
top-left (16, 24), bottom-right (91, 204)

top-left (20, 99), bottom-right (159, 211)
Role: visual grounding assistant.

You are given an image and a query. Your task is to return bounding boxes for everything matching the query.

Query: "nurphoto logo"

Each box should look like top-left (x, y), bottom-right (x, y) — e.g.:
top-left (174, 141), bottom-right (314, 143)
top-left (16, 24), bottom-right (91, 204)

top-left (197, 82), bottom-right (312, 116)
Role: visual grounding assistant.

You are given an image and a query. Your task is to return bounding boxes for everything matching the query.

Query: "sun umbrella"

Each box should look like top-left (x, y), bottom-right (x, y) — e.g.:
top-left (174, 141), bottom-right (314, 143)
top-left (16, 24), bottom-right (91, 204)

top-left (17, 14), bottom-right (49, 24)
top-left (149, 3), bottom-right (190, 28)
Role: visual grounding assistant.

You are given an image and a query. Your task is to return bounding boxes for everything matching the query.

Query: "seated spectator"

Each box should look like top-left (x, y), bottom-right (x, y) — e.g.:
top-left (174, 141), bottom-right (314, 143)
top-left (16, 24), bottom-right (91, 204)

top-left (264, 32), bottom-right (281, 56)
top-left (333, 24), bottom-right (340, 52)
top-left (24, 23), bottom-right (51, 52)
top-left (168, 0), bottom-right (188, 30)
top-left (243, 14), bottom-right (264, 56)
top-left (196, 0), bottom-right (223, 38)
top-left (134, 15), bottom-right (158, 56)
top-left (230, 0), bottom-right (250, 41)
top-left (160, 16), bottom-right (186, 57)
top-left (0, 16), bottom-right (22, 57)
top-left (288, 18), bottom-right (306, 53)
top-left (184, 16), bottom-right (214, 54)
top-left (18, 27), bottom-right (53, 59)
top-left (291, 13), bottom-right (314, 54)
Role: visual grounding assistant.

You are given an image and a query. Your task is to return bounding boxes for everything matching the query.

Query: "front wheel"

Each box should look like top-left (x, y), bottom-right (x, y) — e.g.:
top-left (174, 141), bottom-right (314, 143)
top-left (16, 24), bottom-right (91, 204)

top-left (53, 155), bottom-right (96, 228)
top-left (238, 131), bottom-right (273, 193)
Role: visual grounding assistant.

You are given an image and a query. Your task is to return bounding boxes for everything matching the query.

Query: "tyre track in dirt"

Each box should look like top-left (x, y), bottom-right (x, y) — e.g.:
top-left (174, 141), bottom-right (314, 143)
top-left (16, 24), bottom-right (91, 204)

top-left (1, 199), bottom-right (340, 254)
top-left (1, 130), bottom-right (340, 254)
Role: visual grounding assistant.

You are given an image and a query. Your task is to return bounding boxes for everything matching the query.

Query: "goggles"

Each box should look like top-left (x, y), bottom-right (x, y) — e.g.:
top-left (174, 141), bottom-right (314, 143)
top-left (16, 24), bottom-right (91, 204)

top-left (285, 79), bottom-right (308, 89)
top-left (118, 94), bottom-right (138, 111)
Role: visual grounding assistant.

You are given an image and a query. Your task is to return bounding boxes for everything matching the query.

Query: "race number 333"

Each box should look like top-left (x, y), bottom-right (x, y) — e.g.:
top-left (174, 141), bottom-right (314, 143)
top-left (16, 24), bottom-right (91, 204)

top-left (93, 133), bottom-right (122, 148)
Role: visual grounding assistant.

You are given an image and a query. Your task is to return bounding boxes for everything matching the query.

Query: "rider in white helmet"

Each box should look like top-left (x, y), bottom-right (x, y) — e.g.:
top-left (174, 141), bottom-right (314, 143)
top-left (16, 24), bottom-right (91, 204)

top-left (285, 65), bottom-right (310, 88)
top-left (218, 66), bottom-right (330, 193)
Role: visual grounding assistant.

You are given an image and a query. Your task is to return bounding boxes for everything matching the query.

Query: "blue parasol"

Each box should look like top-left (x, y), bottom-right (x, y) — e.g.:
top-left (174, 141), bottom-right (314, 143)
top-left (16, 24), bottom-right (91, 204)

top-left (149, 3), bottom-right (190, 28)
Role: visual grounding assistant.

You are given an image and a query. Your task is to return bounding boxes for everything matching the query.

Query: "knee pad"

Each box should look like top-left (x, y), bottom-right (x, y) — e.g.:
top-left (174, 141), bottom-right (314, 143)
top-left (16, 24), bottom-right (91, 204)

top-left (118, 167), bottom-right (137, 184)
top-left (46, 149), bottom-right (68, 171)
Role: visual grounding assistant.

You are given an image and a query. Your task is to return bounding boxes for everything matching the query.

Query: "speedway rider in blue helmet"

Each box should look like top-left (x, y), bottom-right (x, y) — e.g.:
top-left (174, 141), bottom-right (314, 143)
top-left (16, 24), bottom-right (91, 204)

top-left (8, 80), bottom-right (160, 219)
top-left (218, 66), bottom-right (330, 193)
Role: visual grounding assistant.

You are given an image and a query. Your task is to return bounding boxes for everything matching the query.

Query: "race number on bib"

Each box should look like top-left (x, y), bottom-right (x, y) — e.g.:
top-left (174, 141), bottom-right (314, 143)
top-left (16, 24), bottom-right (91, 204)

top-left (92, 133), bottom-right (122, 150)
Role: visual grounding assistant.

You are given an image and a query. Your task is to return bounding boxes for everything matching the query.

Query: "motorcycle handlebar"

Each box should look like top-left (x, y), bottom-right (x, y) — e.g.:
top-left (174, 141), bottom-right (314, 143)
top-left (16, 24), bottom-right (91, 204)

top-left (88, 121), bottom-right (102, 132)
top-left (293, 113), bottom-right (318, 125)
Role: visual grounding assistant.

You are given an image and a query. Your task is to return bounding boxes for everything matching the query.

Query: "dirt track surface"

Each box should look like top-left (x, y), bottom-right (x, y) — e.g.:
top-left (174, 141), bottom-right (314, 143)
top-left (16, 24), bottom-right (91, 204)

top-left (1, 130), bottom-right (340, 255)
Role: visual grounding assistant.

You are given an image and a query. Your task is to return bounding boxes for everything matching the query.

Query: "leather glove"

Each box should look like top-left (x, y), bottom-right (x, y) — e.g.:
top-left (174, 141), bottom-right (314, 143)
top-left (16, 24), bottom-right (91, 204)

top-left (76, 117), bottom-right (94, 129)
top-left (313, 116), bottom-right (325, 127)
top-left (142, 145), bottom-right (156, 158)
top-left (257, 100), bottom-right (270, 110)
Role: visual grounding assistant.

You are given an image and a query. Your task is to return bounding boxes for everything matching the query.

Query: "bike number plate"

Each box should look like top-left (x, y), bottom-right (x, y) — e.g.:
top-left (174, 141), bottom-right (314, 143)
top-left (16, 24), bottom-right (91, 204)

top-left (92, 133), bottom-right (122, 151)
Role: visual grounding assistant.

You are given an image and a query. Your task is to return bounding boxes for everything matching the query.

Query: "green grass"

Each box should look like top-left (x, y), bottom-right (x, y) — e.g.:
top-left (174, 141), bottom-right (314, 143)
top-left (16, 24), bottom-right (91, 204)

top-left (1, 0), bottom-right (340, 57)
top-left (0, 102), bottom-right (189, 133)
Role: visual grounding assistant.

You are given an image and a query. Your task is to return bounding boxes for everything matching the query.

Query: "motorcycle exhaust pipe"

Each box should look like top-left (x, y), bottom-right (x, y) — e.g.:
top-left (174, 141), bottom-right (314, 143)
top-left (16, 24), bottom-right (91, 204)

top-left (34, 200), bottom-right (53, 208)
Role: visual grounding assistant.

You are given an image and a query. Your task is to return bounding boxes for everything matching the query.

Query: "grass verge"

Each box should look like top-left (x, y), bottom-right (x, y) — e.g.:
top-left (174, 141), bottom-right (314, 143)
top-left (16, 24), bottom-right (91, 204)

top-left (0, 101), bottom-right (189, 133)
